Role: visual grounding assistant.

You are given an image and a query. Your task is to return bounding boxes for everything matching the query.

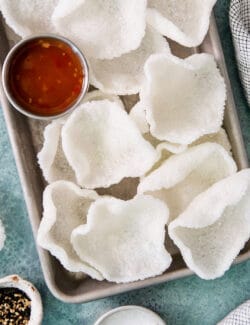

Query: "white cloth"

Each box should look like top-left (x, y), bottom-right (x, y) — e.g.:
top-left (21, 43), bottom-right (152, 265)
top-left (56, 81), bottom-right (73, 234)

top-left (218, 300), bottom-right (250, 325)
top-left (229, 0), bottom-right (250, 106)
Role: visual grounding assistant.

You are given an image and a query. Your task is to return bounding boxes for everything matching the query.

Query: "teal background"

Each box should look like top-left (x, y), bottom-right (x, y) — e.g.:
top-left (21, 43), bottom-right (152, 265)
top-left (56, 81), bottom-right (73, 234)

top-left (0, 1), bottom-right (250, 324)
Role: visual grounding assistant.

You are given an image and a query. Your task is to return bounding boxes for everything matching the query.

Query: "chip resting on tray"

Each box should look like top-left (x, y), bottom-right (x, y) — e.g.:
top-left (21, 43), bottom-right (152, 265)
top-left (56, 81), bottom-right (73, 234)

top-left (37, 181), bottom-right (103, 280)
top-left (138, 143), bottom-right (237, 222)
top-left (129, 101), bottom-right (149, 134)
top-left (37, 91), bottom-right (123, 184)
top-left (147, 0), bottom-right (217, 47)
top-left (61, 99), bottom-right (158, 189)
top-left (37, 118), bottom-right (76, 184)
top-left (141, 53), bottom-right (226, 144)
top-left (89, 26), bottom-right (170, 95)
top-left (0, 0), bottom-right (58, 36)
top-left (52, 0), bottom-right (147, 60)
top-left (169, 169), bottom-right (250, 280)
top-left (71, 195), bottom-right (172, 283)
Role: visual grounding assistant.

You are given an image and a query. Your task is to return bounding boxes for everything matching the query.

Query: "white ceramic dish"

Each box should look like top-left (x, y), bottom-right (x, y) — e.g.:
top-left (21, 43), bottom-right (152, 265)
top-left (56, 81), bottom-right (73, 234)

top-left (94, 305), bottom-right (166, 325)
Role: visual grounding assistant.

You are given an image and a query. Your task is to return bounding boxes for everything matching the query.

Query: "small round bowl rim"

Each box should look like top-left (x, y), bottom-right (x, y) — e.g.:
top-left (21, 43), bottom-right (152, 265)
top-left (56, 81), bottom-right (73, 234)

top-left (94, 305), bottom-right (166, 325)
top-left (2, 33), bottom-right (89, 120)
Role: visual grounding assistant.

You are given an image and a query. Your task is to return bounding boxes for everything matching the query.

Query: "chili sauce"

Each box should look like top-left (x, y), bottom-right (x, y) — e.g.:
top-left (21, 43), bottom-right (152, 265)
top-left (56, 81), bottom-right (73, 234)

top-left (8, 37), bottom-right (84, 116)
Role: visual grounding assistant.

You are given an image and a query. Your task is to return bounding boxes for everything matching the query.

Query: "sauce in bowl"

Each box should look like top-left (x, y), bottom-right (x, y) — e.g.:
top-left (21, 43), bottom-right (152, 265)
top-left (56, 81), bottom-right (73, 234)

top-left (2, 35), bottom-right (89, 119)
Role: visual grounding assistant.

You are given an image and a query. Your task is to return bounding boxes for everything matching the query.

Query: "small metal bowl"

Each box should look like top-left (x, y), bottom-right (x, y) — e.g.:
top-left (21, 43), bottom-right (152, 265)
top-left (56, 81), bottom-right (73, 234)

top-left (2, 34), bottom-right (89, 120)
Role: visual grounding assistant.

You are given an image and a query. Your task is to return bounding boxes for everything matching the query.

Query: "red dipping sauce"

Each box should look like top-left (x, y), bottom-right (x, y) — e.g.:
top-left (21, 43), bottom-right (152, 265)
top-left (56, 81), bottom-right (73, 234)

top-left (4, 36), bottom-right (88, 118)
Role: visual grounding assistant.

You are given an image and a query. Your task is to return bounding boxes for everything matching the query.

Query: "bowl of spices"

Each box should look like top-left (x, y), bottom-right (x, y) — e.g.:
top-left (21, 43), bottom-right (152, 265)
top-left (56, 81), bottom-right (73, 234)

top-left (2, 34), bottom-right (89, 120)
top-left (0, 274), bottom-right (43, 325)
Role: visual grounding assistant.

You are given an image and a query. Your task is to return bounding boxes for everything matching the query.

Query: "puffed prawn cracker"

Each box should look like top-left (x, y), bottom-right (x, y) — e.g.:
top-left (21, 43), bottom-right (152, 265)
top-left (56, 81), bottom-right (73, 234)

top-left (62, 100), bottom-right (158, 189)
top-left (83, 90), bottom-right (124, 109)
top-left (37, 118), bottom-right (76, 184)
top-left (141, 53), bottom-right (226, 145)
top-left (0, 0), bottom-right (58, 37)
top-left (147, 0), bottom-right (216, 47)
top-left (37, 181), bottom-right (103, 280)
top-left (138, 143), bottom-right (237, 222)
top-left (129, 101), bottom-right (149, 134)
top-left (37, 91), bottom-right (122, 184)
top-left (169, 169), bottom-right (250, 280)
top-left (89, 26), bottom-right (170, 95)
top-left (52, 0), bottom-right (147, 60)
top-left (72, 195), bottom-right (171, 283)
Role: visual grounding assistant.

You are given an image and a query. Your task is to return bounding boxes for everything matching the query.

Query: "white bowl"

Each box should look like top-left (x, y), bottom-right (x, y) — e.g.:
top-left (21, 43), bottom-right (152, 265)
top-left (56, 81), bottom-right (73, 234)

top-left (0, 274), bottom-right (43, 325)
top-left (94, 305), bottom-right (166, 325)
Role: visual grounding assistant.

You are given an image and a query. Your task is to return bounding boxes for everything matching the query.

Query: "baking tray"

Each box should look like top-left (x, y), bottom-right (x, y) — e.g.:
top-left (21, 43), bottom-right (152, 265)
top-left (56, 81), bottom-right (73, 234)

top-left (0, 13), bottom-right (249, 303)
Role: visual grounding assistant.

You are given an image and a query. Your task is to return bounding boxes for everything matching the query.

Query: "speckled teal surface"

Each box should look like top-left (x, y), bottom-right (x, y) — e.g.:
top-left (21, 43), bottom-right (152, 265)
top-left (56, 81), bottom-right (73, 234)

top-left (0, 1), bottom-right (250, 324)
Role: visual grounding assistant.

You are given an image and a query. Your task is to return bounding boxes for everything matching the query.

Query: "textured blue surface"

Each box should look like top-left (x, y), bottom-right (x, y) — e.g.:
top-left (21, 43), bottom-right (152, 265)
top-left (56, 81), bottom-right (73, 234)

top-left (0, 1), bottom-right (250, 324)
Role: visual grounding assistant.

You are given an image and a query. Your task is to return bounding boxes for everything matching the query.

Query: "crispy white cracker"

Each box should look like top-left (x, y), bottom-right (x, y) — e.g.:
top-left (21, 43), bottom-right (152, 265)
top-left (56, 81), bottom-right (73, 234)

top-left (89, 27), bottom-right (170, 95)
top-left (83, 90), bottom-right (124, 108)
top-left (62, 100), bottom-right (158, 189)
top-left (37, 91), bottom-right (122, 184)
top-left (138, 143), bottom-right (237, 222)
top-left (0, 219), bottom-right (5, 251)
top-left (37, 118), bottom-right (76, 184)
top-left (141, 53), bottom-right (226, 144)
top-left (52, 0), bottom-right (147, 59)
top-left (169, 169), bottom-right (250, 280)
top-left (129, 101), bottom-right (149, 134)
top-left (72, 195), bottom-right (172, 283)
top-left (147, 0), bottom-right (216, 47)
top-left (37, 181), bottom-right (103, 280)
top-left (0, 0), bottom-right (58, 37)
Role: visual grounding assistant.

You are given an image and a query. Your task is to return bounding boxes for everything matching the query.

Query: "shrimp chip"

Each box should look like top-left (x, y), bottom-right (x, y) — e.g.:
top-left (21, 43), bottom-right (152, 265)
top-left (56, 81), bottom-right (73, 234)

top-left (0, 0), bottom-right (58, 37)
top-left (147, 0), bottom-right (216, 47)
top-left (37, 181), bottom-right (103, 280)
top-left (37, 118), bottom-right (76, 184)
top-left (141, 53), bottom-right (226, 145)
top-left (89, 27), bottom-right (170, 95)
top-left (37, 91), bottom-right (122, 184)
top-left (138, 143), bottom-right (237, 222)
top-left (129, 101), bottom-right (149, 134)
top-left (169, 169), bottom-right (250, 280)
top-left (72, 195), bottom-right (171, 283)
top-left (62, 100), bottom-right (158, 189)
top-left (52, 0), bottom-right (147, 60)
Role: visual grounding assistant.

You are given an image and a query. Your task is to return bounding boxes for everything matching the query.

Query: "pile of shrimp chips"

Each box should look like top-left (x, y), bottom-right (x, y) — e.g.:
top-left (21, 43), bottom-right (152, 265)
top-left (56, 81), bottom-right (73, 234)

top-left (147, 0), bottom-right (217, 47)
top-left (37, 181), bottom-right (103, 280)
top-left (137, 143), bottom-right (237, 222)
top-left (169, 169), bottom-right (250, 280)
top-left (141, 53), bottom-right (226, 145)
top-left (61, 100), bottom-right (158, 189)
top-left (72, 195), bottom-right (172, 283)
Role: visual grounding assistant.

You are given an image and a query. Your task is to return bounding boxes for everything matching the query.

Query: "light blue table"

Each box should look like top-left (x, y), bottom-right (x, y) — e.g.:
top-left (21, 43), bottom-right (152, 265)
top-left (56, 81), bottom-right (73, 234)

top-left (0, 1), bottom-right (249, 324)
